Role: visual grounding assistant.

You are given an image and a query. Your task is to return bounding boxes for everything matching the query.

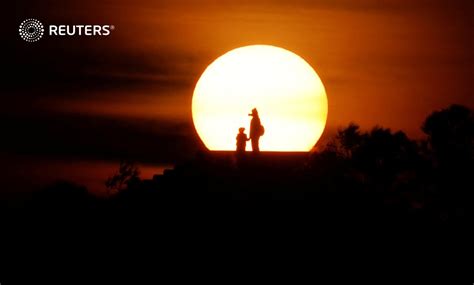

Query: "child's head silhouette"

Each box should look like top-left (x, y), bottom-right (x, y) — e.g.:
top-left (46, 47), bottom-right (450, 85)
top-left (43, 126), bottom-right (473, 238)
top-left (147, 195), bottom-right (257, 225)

top-left (238, 127), bottom-right (245, 133)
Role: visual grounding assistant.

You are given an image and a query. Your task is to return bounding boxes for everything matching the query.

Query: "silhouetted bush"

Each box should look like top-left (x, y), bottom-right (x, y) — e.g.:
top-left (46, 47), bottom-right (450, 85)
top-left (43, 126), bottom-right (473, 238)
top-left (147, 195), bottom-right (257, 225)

top-left (8, 105), bottom-right (474, 227)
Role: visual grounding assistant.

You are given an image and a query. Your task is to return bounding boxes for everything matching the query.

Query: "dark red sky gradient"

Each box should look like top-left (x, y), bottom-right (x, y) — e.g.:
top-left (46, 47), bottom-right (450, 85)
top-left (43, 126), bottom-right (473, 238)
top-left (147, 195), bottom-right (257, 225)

top-left (5, 0), bottom-right (474, 159)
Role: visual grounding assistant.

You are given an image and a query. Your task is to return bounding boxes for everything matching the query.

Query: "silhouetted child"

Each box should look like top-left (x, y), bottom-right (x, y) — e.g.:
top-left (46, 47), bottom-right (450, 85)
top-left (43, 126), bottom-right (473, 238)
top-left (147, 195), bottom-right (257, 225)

top-left (236, 127), bottom-right (250, 154)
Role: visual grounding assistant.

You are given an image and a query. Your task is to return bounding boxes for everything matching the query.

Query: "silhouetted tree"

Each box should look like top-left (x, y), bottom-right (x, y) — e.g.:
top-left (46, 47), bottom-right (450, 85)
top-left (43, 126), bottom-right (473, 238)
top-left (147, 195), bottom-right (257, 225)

top-left (422, 104), bottom-right (474, 166)
top-left (325, 124), bottom-right (420, 185)
top-left (327, 123), bottom-right (364, 159)
top-left (356, 127), bottom-right (418, 171)
top-left (422, 105), bottom-right (474, 218)
top-left (105, 160), bottom-right (140, 194)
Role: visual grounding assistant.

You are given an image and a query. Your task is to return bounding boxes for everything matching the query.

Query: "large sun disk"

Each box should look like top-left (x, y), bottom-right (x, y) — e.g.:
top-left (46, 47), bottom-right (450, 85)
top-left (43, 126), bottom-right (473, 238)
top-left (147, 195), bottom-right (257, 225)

top-left (192, 45), bottom-right (328, 152)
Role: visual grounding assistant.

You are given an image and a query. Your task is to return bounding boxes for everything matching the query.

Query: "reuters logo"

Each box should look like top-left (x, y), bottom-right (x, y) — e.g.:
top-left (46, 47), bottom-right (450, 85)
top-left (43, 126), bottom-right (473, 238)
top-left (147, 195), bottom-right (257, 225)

top-left (19, 18), bottom-right (114, 42)
top-left (19, 19), bottom-right (45, 42)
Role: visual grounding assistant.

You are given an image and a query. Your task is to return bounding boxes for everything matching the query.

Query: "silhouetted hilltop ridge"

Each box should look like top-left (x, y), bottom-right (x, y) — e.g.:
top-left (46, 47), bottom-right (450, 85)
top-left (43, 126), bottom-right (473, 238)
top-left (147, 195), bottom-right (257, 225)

top-left (4, 104), bottom-right (471, 229)
top-left (2, 105), bottom-right (472, 284)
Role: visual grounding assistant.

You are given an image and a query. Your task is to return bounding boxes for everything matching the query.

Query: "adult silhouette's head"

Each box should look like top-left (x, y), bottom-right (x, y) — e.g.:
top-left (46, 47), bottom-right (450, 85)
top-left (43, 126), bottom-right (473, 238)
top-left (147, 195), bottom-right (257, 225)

top-left (249, 108), bottom-right (259, 117)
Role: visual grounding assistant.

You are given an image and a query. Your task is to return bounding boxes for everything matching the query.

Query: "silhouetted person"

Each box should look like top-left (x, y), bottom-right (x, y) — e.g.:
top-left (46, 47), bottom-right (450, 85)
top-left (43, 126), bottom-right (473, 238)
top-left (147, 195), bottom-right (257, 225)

top-left (236, 127), bottom-right (250, 154)
top-left (249, 108), bottom-right (264, 153)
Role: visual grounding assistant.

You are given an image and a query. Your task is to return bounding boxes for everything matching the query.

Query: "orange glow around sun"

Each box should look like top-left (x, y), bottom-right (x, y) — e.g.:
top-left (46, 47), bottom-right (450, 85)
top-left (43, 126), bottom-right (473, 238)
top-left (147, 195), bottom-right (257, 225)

top-left (192, 45), bottom-right (328, 151)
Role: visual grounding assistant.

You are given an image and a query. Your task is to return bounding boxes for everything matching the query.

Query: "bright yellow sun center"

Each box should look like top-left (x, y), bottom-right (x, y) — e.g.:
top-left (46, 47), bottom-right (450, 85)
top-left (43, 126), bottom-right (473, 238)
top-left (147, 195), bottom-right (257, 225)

top-left (192, 45), bottom-right (328, 151)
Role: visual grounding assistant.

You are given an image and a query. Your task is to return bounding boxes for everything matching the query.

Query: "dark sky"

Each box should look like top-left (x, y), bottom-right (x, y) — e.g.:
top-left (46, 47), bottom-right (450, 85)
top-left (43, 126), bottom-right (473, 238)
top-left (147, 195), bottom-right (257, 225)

top-left (4, 0), bottom-right (474, 164)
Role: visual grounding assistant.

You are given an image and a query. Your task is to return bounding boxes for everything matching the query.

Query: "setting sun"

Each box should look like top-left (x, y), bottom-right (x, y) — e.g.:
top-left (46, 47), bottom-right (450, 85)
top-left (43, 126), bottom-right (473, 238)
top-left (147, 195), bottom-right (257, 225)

top-left (192, 45), bottom-right (328, 151)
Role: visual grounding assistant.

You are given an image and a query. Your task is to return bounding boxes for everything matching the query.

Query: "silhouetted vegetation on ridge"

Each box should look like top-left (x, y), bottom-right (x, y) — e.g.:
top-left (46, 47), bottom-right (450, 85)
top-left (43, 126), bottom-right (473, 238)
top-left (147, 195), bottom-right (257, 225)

top-left (9, 104), bottom-right (473, 227)
top-left (3, 104), bottom-right (472, 284)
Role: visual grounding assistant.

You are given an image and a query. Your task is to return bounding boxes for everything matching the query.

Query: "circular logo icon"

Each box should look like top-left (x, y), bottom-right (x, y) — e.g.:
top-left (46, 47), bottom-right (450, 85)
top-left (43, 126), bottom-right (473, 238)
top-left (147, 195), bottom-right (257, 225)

top-left (19, 19), bottom-right (44, 42)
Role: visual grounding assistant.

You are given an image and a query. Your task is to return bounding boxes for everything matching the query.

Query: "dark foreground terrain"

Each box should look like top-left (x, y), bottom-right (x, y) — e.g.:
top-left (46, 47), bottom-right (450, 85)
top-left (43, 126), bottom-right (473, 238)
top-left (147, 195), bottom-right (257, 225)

top-left (2, 151), bottom-right (472, 284)
top-left (2, 105), bottom-right (473, 284)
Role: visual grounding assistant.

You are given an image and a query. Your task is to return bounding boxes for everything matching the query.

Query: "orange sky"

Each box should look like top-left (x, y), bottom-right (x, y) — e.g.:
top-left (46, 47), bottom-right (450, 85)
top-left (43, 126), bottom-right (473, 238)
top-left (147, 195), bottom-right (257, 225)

top-left (11, 0), bottom-right (474, 139)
